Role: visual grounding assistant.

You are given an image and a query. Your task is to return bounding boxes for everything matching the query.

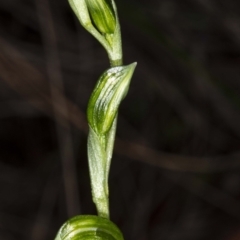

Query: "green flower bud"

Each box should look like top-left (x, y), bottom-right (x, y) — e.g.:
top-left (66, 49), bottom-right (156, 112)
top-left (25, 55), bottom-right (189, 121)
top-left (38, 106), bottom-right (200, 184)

top-left (86, 0), bottom-right (116, 34)
top-left (87, 62), bottom-right (137, 135)
top-left (54, 215), bottom-right (124, 240)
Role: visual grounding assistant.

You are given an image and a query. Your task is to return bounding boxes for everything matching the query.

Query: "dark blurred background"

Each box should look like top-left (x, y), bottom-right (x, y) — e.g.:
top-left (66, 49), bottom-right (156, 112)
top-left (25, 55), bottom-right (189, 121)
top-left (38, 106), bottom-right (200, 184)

top-left (1, 0), bottom-right (240, 239)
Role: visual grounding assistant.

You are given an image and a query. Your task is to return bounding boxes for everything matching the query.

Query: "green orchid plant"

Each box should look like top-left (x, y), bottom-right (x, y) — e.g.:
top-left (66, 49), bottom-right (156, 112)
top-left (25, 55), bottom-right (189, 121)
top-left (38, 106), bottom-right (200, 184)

top-left (54, 0), bottom-right (136, 239)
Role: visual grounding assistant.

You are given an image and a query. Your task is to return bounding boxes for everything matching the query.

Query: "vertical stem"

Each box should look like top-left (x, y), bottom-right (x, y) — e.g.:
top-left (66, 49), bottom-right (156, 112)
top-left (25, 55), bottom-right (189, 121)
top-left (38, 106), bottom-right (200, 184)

top-left (87, 0), bottom-right (123, 218)
top-left (109, 0), bottom-right (123, 67)
top-left (87, 127), bottom-right (109, 218)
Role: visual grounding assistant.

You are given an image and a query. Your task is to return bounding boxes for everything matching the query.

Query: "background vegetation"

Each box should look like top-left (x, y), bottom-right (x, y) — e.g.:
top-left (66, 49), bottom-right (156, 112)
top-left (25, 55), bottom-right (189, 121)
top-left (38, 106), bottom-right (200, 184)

top-left (0, 0), bottom-right (240, 239)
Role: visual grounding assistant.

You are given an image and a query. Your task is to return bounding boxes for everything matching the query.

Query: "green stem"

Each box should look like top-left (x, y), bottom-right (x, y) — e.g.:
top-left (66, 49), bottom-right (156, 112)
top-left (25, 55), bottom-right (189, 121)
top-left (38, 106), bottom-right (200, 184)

top-left (86, 0), bottom-right (123, 218)
top-left (108, 0), bottom-right (123, 67)
top-left (87, 116), bottom-right (117, 219)
top-left (55, 0), bottom-right (136, 238)
top-left (87, 127), bottom-right (109, 218)
top-left (87, 62), bottom-right (136, 218)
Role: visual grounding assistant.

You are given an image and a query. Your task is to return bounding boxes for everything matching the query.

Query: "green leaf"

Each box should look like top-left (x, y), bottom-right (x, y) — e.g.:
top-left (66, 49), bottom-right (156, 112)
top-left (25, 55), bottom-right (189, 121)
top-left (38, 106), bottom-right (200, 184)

top-left (87, 62), bottom-right (137, 135)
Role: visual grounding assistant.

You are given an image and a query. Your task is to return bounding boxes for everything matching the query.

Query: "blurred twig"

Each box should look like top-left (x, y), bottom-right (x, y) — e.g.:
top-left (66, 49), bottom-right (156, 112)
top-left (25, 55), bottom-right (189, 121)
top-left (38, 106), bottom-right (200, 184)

top-left (29, 169), bottom-right (59, 240)
top-left (122, 1), bottom-right (240, 139)
top-left (191, 0), bottom-right (240, 45)
top-left (165, 172), bottom-right (240, 218)
top-left (34, 0), bottom-right (80, 217)
top-left (0, 37), bottom-right (240, 173)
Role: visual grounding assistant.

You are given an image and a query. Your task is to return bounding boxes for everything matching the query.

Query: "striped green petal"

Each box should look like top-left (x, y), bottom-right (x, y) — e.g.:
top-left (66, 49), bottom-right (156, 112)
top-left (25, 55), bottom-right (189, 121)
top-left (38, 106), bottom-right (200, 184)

top-left (86, 0), bottom-right (116, 34)
top-left (87, 63), bottom-right (137, 135)
top-left (55, 215), bottom-right (124, 240)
